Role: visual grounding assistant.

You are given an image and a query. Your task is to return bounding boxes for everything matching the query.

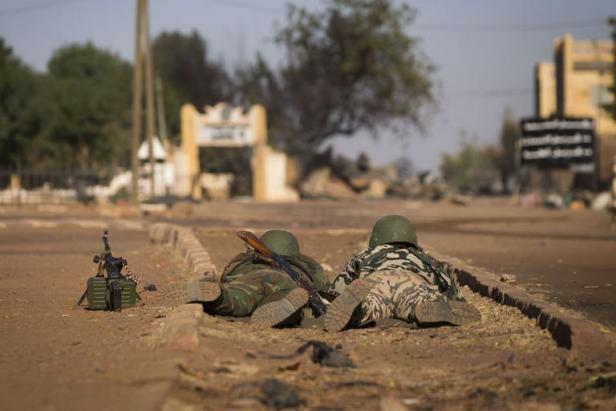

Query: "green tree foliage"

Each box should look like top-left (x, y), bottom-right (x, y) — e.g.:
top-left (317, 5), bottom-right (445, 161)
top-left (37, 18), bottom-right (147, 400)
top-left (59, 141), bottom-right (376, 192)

top-left (497, 107), bottom-right (520, 193)
top-left (440, 135), bottom-right (500, 194)
top-left (153, 31), bottom-right (231, 141)
top-left (235, 0), bottom-right (435, 153)
top-left (0, 39), bottom-right (41, 168)
top-left (38, 43), bottom-right (132, 171)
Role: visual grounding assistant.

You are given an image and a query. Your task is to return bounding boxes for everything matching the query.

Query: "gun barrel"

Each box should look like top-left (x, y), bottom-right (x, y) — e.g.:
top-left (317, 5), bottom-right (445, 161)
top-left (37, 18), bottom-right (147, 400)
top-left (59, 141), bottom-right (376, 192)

top-left (103, 229), bottom-right (110, 252)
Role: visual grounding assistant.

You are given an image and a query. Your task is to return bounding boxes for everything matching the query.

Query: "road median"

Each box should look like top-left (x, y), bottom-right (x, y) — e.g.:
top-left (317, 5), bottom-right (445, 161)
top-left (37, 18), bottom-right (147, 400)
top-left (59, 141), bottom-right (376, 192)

top-left (428, 247), bottom-right (615, 352)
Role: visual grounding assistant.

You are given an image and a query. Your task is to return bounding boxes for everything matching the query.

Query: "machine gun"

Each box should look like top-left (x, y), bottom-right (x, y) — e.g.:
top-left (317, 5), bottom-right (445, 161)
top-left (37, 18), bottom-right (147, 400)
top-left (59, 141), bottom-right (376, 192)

top-left (94, 229), bottom-right (127, 279)
top-left (75, 229), bottom-right (139, 311)
top-left (237, 231), bottom-right (328, 317)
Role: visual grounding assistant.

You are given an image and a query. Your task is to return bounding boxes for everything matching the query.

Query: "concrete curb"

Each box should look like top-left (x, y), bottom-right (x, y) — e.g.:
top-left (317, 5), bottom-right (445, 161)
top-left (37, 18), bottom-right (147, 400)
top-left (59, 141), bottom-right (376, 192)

top-left (158, 304), bottom-right (204, 352)
top-left (428, 248), bottom-right (615, 352)
top-left (148, 222), bottom-right (613, 352)
top-left (149, 223), bottom-right (218, 281)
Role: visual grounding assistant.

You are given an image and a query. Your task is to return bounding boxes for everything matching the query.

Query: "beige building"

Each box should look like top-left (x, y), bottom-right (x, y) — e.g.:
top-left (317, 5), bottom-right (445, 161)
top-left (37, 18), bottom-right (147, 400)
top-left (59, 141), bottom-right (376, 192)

top-left (178, 103), bottom-right (298, 202)
top-left (535, 33), bottom-right (615, 184)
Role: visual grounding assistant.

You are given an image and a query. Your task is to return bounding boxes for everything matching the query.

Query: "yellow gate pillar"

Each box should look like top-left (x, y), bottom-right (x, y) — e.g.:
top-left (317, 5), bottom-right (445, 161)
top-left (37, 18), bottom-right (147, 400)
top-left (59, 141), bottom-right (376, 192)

top-left (180, 104), bottom-right (201, 198)
top-left (179, 102), bottom-right (298, 202)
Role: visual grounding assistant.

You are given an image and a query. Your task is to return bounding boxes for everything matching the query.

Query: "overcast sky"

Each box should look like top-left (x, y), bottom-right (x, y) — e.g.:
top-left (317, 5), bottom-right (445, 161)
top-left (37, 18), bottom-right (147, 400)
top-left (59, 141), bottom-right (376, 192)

top-left (0, 0), bottom-right (613, 172)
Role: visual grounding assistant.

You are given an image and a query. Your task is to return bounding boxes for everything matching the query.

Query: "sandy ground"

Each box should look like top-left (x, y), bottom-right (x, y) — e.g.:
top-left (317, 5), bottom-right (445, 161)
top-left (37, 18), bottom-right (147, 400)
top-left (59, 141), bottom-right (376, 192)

top-left (184, 227), bottom-right (616, 410)
top-left (0, 200), bottom-right (615, 411)
top-left (178, 198), bottom-right (616, 328)
top-left (0, 225), bottom-right (189, 411)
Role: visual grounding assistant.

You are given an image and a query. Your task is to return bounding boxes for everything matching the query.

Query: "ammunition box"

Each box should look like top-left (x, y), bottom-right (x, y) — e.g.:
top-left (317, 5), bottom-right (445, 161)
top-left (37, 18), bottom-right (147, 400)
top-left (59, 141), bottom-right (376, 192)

top-left (85, 277), bottom-right (137, 310)
top-left (119, 279), bottom-right (137, 308)
top-left (87, 277), bottom-right (107, 310)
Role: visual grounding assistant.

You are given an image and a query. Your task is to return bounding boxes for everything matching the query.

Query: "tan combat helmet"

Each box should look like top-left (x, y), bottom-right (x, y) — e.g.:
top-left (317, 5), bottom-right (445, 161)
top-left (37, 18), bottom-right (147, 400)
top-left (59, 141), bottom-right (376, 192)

top-left (369, 215), bottom-right (418, 248)
top-left (260, 229), bottom-right (300, 257)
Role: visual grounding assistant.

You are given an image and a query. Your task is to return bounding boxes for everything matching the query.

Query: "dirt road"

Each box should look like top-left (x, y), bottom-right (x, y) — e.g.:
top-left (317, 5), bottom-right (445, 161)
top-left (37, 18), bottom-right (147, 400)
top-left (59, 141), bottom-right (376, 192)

top-left (0, 224), bottom-right (189, 410)
top-left (179, 198), bottom-right (616, 328)
top-left (1, 202), bottom-right (615, 410)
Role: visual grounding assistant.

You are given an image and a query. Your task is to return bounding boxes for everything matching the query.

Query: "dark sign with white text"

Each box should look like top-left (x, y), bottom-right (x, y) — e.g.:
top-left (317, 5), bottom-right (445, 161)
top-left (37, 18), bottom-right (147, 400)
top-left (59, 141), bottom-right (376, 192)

top-left (519, 118), bottom-right (595, 173)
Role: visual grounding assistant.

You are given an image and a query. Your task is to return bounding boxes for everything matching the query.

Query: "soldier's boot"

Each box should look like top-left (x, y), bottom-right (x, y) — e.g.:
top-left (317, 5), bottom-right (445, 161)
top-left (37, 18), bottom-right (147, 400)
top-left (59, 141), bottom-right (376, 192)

top-left (158, 279), bottom-right (221, 306)
top-left (251, 288), bottom-right (309, 328)
top-left (414, 300), bottom-right (481, 326)
top-left (324, 278), bottom-right (374, 332)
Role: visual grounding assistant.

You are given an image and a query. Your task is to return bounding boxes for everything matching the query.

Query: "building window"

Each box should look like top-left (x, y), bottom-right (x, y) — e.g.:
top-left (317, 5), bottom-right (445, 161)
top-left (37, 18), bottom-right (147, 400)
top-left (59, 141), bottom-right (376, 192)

top-left (590, 85), bottom-right (612, 110)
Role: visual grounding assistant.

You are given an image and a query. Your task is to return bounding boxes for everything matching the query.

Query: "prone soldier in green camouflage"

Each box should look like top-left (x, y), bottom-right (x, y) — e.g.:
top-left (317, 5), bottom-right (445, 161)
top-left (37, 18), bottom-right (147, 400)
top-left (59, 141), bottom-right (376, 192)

top-left (159, 230), bottom-right (329, 327)
top-left (324, 215), bottom-right (481, 331)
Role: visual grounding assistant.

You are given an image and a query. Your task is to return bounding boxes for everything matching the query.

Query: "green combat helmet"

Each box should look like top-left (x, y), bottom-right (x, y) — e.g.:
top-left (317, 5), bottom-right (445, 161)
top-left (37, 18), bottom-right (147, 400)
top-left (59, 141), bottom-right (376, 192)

top-left (369, 215), bottom-right (418, 248)
top-left (260, 229), bottom-right (300, 257)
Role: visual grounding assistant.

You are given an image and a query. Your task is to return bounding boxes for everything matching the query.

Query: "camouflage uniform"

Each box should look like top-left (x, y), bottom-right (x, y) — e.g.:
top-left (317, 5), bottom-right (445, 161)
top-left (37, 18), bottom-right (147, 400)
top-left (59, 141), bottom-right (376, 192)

top-left (328, 244), bottom-right (461, 327)
top-left (209, 252), bottom-right (328, 317)
top-left (159, 229), bottom-right (329, 327)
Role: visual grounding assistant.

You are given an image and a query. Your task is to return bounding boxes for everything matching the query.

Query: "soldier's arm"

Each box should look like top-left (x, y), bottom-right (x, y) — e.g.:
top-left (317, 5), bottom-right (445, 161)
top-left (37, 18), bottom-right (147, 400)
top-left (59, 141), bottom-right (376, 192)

top-left (412, 247), bottom-right (460, 297)
top-left (327, 251), bottom-right (363, 297)
top-left (220, 252), bottom-right (251, 282)
top-left (289, 254), bottom-right (330, 293)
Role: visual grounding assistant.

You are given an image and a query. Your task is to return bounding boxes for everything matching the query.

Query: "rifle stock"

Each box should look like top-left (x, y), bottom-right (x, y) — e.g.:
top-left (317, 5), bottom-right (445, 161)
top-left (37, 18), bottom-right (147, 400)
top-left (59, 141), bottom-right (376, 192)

top-left (236, 230), bottom-right (327, 316)
top-left (237, 231), bottom-right (272, 257)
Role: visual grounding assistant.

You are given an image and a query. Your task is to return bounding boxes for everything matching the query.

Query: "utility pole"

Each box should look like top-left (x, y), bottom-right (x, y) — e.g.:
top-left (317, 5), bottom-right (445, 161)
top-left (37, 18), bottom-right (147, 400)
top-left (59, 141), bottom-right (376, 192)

top-left (130, 0), bottom-right (143, 202)
top-left (143, 0), bottom-right (156, 197)
top-left (155, 77), bottom-right (169, 146)
top-left (130, 0), bottom-right (157, 202)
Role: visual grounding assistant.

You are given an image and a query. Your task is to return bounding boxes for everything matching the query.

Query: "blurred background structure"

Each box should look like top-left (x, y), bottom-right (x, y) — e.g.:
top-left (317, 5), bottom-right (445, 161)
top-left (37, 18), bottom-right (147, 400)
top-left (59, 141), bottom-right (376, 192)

top-left (0, 0), bottom-right (614, 209)
top-left (535, 34), bottom-right (614, 186)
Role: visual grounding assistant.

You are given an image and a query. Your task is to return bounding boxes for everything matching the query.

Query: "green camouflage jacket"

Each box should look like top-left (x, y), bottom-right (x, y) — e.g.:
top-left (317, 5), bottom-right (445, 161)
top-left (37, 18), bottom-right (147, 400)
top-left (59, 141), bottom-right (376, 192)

top-left (221, 252), bottom-right (330, 293)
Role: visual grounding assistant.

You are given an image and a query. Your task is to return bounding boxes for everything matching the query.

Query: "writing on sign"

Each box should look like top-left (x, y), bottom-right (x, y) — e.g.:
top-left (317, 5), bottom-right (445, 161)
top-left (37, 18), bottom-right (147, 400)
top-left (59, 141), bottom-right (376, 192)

top-left (197, 124), bottom-right (253, 146)
top-left (519, 118), bottom-right (595, 172)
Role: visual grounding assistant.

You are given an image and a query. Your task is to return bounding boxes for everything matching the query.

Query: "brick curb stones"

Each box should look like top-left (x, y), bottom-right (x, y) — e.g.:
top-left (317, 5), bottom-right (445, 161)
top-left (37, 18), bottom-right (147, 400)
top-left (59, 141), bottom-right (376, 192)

top-left (158, 304), bottom-right (204, 352)
top-left (428, 248), bottom-right (616, 352)
top-left (149, 223), bottom-right (215, 355)
top-left (149, 223), bottom-right (218, 281)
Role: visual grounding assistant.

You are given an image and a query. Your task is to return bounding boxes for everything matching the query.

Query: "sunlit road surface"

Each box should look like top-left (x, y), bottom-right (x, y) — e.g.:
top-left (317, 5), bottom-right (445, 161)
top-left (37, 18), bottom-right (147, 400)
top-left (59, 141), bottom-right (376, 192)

top-left (179, 198), bottom-right (616, 328)
top-left (2, 198), bottom-right (614, 327)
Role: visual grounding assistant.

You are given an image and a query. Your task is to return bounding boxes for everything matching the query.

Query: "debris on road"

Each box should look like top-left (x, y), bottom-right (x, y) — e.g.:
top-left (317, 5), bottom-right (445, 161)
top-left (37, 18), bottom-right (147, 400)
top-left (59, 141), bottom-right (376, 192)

top-left (588, 372), bottom-right (616, 390)
top-left (265, 340), bottom-right (355, 368)
top-left (230, 379), bottom-right (303, 410)
top-left (259, 379), bottom-right (303, 410)
top-left (591, 192), bottom-right (612, 211)
top-left (299, 152), bottom-right (449, 201)
top-left (300, 167), bottom-right (356, 199)
top-left (295, 340), bottom-right (356, 368)
top-left (499, 274), bottom-right (517, 284)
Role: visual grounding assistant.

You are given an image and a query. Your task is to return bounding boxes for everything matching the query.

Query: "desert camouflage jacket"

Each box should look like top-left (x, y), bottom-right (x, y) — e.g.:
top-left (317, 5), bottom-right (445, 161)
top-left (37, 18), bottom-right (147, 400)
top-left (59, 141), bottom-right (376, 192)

top-left (328, 244), bottom-right (459, 298)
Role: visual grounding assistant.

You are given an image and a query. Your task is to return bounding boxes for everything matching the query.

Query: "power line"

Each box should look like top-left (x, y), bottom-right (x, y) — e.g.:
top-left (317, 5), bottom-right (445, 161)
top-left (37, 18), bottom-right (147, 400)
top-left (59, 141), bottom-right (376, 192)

top-left (449, 88), bottom-right (533, 98)
top-left (0, 0), bottom-right (608, 34)
top-left (203, 1), bottom-right (607, 33)
top-left (413, 19), bottom-right (606, 32)
top-left (0, 0), bottom-right (86, 17)
top-left (205, 0), bottom-right (282, 14)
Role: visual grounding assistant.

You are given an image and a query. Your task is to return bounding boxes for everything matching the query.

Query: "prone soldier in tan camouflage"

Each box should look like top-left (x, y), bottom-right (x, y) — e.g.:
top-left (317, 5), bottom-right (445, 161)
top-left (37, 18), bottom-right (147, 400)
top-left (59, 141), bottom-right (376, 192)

top-left (159, 230), bottom-right (329, 328)
top-left (324, 215), bottom-right (480, 331)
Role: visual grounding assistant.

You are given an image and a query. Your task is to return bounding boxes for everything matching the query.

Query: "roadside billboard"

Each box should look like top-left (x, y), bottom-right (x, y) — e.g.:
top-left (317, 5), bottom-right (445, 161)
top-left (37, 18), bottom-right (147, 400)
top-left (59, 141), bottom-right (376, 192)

top-left (519, 117), bottom-right (595, 173)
